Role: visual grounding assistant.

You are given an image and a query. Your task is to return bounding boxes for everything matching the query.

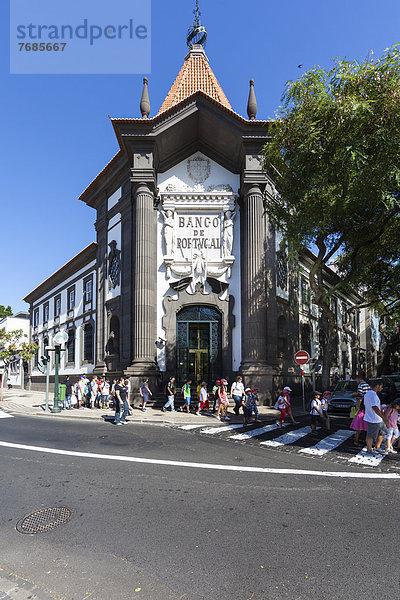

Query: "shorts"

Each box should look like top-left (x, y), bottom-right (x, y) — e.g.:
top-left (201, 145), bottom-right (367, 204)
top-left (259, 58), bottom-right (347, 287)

top-left (311, 414), bottom-right (324, 426)
top-left (243, 407), bottom-right (251, 418)
top-left (184, 396), bottom-right (191, 406)
top-left (385, 427), bottom-right (400, 441)
top-left (366, 421), bottom-right (388, 441)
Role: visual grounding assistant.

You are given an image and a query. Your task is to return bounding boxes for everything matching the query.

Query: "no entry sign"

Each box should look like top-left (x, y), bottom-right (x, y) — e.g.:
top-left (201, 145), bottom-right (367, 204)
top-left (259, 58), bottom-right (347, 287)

top-left (294, 350), bottom-right (310, 365)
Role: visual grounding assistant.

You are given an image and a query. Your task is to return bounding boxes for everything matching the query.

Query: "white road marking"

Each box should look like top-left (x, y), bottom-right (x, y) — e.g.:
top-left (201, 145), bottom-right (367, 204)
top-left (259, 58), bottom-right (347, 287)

top-left (299, 429), bottom-right (354, 455)
top-left (230, 424), bottom-right (279, 440)
top-left (260, 426), bottom-right (313, 447)
top-left (0, 440), bottom-right (397, 479)
top-left (348, 447), bottom-right (386, 467)
top-left (201, 424), bottom-right (243, 435)
top-left (0, 411), bottom-right (13, 419)
top-left (179, 424), bottom-right (207, 430)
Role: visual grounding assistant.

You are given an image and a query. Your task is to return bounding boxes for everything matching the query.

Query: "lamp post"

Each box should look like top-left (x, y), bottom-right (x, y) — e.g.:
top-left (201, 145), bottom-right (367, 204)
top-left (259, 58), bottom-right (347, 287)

top-left (51, 331), bottom-right (68, 414)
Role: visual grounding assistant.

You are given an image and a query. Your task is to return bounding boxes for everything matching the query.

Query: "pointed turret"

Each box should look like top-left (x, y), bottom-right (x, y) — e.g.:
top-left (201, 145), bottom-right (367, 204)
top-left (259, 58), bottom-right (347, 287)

top-left (247, 79), bottom-right (257, 120)
top-left (140, 77), bottom-right (150, 118)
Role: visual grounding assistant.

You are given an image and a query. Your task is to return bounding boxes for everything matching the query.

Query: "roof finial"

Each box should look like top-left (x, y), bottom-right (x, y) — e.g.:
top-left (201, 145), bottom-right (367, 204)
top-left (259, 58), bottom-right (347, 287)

top-left (247, 79), bottom-right (257, 120)
top-left (140, 77), bottom-right (150, 118)
top-left (187, 0), bottom-right (207, 48)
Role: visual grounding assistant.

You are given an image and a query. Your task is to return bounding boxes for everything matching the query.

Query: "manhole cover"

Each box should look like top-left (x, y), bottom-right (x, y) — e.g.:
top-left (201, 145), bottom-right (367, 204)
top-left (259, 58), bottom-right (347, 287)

top-left (16, 507), bottom-right (72, 534)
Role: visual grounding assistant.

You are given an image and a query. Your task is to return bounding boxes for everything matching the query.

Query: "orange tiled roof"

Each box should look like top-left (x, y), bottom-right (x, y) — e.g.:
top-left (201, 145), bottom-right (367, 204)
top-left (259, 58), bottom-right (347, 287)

top-left (158, 45), bottom-right (232, 115)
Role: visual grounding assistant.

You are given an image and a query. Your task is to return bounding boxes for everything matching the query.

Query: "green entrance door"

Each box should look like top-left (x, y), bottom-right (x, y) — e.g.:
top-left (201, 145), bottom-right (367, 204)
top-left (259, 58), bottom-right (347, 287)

top-left (176, 306), bottom-right (221, 388)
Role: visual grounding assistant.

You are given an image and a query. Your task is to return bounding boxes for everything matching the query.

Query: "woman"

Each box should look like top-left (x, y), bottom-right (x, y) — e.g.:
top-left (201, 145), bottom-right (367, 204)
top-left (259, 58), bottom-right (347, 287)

top-left (230, 376), bottom-right (245, 416)
top-left (216, 379), bottom-right (230, 421)
top-left (139, 377), bottom-right (152, 412)
top-left (349, 396), bottom-right (368, 445)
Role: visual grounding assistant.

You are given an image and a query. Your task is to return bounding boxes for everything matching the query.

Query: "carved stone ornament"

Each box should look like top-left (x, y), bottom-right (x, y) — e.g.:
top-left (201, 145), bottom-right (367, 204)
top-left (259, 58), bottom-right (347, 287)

top-left (187, 155), bottom-right (211, 184)
top-left (108, 240), bottom-right (121, 288)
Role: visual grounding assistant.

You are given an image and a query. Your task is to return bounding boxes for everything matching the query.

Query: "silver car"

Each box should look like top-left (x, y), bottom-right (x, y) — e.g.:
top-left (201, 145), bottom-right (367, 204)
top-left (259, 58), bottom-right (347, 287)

top-left (328, 380), bottom-right (359, 415)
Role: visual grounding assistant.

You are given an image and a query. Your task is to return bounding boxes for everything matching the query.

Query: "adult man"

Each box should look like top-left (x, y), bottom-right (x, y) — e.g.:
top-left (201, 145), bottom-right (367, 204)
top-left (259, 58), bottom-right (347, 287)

top-left (363, 380), bottom-right (389, 457)
top-left (114, 377), bottom-right (129, 425)
top-left (64, 376), bottom-right (73, 410)
top-left (231, 376), bottom-right (245, 416)
top-left (162, 377), bottom-right (176, 412)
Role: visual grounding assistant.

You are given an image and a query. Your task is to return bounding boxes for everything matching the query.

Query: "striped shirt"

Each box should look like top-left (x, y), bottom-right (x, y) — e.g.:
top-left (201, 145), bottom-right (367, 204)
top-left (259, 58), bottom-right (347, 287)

top-left (357, 381), bottom-right (370, 397)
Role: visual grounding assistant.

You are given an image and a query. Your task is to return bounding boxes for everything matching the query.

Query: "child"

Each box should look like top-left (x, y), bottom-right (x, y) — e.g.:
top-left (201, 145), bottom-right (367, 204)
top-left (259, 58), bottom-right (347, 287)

top-left (211, 380), bottom-right (220, 413)
top-left (310, 391), bottom-right (324, 433)
top-left (383, 400), bottom-right (400, 453)
top-left (349, 395), bottom-right (367, 445)
top-left (241, 388), bottom-right (253, 426)
top-left (249, 388), bottom-right (261, 423)
top-left (276, 391), bottom-right (289, 427)
top-left (197, 382), bottom-right (210, 414)
top-left (180, 379), bottom-right (191, 413)
top-left (321, 390), bottom-right (331, 430)
top-left (216, 379), bottom-right (230, 421)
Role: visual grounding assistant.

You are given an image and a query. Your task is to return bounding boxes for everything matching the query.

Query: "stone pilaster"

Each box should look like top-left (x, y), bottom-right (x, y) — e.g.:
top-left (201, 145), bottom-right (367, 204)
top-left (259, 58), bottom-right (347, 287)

top-left (125, 182), bottom-right (158, 381)
top-left (239, 183), bottom-right (274, 402)
top-left (93, 215), bottom-right (107, 375)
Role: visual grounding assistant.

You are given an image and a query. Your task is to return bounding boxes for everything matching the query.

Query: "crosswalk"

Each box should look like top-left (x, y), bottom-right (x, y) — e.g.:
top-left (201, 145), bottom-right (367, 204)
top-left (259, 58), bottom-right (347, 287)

top-left (0, 410), bottom-right (13, 419)
top-left (177, 421), bottom-right (398, 469)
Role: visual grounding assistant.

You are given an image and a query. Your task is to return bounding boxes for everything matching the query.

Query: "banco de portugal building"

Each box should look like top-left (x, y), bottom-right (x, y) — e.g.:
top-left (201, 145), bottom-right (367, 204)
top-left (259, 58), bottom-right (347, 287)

top-left (25, 14), bottom-right (372, 401)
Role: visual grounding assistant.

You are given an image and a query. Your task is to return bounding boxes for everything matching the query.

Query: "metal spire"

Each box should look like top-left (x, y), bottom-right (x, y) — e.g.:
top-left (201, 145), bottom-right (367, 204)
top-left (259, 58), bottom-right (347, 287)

top-left (187, 0), bottom-right (207, 48)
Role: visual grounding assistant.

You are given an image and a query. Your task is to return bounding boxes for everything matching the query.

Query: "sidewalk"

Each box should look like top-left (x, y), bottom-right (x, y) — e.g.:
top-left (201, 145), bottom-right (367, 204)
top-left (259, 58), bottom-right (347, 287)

top-left (0, 389), bottom-right (305, 426)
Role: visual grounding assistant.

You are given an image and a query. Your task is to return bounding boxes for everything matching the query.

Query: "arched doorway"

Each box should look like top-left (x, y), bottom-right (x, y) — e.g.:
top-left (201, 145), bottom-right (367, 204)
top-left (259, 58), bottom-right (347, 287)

top-left (176, 306), bottom-right (222, 386)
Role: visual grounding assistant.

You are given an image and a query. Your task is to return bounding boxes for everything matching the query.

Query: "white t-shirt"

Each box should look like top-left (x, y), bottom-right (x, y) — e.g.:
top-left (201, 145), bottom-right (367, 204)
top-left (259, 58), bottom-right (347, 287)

top-left (277, 395), bottom-right (287, 409)
top-left (231, 381), bottom-right (244, 397)
top-left (363, 390), bottom-right (382, 423)
top-left (200, 387), bottom-right (208, 403)
top-left (310, 398), bottom-right (322, 415)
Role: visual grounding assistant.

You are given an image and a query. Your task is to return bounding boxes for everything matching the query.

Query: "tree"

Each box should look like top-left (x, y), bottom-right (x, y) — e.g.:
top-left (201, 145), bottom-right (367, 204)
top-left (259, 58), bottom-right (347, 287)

top-left (0, 329), bottom-right (38, 400)
top-left (0, 305), bottom-right (13, 319)
top-left (263, 45), bottom-right (400, 388)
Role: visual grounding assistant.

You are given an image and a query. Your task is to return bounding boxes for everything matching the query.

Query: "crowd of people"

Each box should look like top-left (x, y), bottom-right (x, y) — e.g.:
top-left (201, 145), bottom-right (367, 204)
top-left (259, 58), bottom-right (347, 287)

top-left (161, 376), bottom-right (262, 425)
top-left (62, 373), bottom-right (400, 446)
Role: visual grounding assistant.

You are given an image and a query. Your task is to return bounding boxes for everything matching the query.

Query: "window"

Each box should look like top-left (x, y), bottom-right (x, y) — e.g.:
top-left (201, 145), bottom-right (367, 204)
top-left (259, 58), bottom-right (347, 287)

top-left (277, 316), bottom-right (288, 357)
top-left (54, 295), bottom-right (61, 318)
top-left (43, 302), bottom-right (49, 323)
top-left (67, 329), bottom-right (75, 363)
top-left (301, 323), bottom-right (311, 355)
top-left (43, 337), bottom-right (49, 359)
top-left (33, 309), bottom-right (39, 327)
top-left (67, 287), bottom-right (75, 311)
top-left (276, 251), bottom-right (288, 290)
top-left (83, 322), bottom-right (94, 362)
top-left (84, 278), bottom-right (93, 305)
top-left (301, 278), bottom-right (311, 307)
top-left (33, 342), bottom-right (39, 367)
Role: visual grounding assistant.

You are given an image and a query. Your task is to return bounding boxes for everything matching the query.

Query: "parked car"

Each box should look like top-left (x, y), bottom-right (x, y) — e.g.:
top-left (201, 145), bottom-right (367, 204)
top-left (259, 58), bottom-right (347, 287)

top-left (327, 377), bottom-right (398, 416)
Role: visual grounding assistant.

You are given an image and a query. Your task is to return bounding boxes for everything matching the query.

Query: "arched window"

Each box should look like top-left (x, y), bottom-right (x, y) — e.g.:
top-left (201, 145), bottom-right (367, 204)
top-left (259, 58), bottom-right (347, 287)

top-left (67, 329), bottom-right (75, 363)
top-left (106, 316), bottom-right (120, 356)
top-left (83, 323), bottom-right (94, 362)
top-left (300, 323), bottom-right (311, 355)
top-left (277, 316), bottom-right (288, 357)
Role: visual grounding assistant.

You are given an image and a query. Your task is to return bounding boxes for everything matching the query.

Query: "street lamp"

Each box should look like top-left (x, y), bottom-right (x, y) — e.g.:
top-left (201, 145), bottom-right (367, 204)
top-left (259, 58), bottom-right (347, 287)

top-left (51, 331), bottom-right (68, 414)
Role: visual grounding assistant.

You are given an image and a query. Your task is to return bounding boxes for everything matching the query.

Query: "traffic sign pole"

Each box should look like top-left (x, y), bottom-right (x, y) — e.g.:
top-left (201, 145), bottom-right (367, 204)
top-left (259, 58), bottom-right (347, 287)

top-left (45, 358), bottom-right (50, 413)
top-left (294, 350), bottom-right (310, 413)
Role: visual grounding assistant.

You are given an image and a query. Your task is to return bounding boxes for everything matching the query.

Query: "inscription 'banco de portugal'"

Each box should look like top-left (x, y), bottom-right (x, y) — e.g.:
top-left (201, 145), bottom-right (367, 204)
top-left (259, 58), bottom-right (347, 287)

top-left (176, 215), bottom-right (221, 251)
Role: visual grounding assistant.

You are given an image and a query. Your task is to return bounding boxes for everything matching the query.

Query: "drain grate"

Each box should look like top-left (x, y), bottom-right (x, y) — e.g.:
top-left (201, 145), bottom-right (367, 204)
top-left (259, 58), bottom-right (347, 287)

top-left (16, 507), bottom-right (72, 534)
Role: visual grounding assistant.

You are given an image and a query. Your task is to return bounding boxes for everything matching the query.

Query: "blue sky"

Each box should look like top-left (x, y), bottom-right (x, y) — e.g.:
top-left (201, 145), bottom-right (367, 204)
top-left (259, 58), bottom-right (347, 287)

top-left (1, 0), bottom-right (399, 313)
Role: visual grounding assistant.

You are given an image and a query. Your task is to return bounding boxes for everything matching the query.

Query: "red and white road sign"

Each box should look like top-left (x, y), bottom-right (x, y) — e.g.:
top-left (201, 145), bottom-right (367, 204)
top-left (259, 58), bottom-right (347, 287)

top-left (294, 350), bottom-right (310, 365)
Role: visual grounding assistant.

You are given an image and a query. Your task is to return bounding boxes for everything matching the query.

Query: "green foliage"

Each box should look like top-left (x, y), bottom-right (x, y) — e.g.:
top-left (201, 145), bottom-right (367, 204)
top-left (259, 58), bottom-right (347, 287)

top-left (0, 329), bottom-right (38, 368)
top-left (263, 45), bottom-right (400, 380)
top-left (0, 305), bottom-right (13, 319)
top-left (263, 44), bottom-right (400, 276)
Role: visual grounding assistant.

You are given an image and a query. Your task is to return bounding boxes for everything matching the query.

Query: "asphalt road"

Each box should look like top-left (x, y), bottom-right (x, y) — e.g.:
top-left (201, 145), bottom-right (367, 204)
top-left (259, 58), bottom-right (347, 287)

top-left (0, 414), bottom-right (399, 600)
